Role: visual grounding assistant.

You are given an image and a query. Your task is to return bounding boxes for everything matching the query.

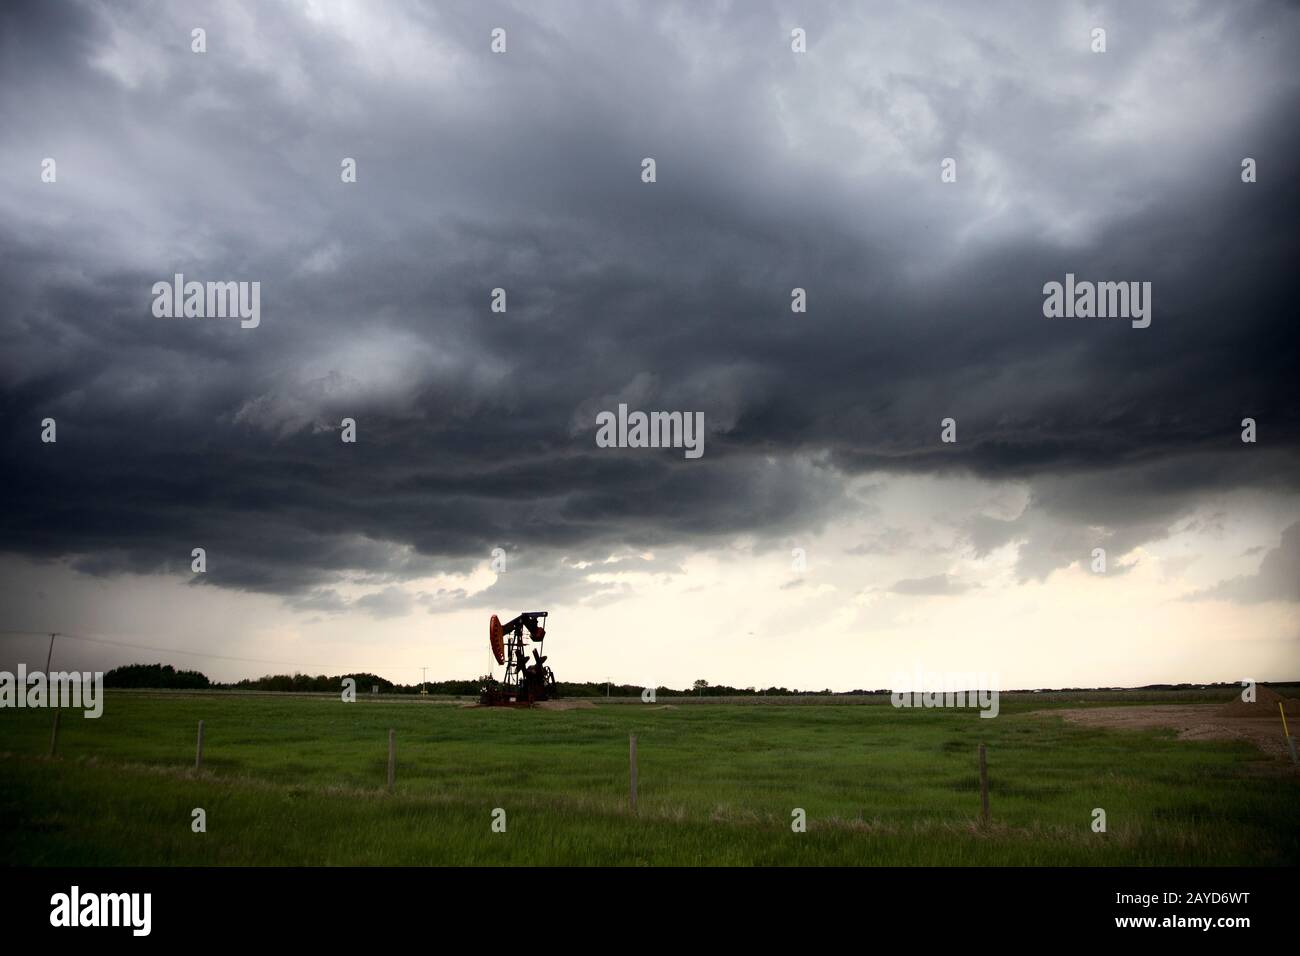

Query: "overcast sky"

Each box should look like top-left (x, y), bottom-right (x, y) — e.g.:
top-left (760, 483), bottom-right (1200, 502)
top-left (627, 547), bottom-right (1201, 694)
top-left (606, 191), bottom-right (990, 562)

top-left (1, 0), bottom-right (1297, 689)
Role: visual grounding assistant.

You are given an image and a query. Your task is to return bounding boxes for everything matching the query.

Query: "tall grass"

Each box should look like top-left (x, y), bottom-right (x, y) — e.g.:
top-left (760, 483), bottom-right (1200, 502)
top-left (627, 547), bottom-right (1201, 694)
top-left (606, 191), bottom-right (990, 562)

top-left (1, 691), bottom-right (1295, 865)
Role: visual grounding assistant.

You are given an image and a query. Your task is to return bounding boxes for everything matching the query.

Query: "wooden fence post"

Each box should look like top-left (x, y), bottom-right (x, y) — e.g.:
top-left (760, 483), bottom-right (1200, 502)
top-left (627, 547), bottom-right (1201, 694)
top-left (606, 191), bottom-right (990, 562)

top-left (629, 733), bottom-right (638, 813)
top-left (1281, 702), bottom-right (1299, 766)
top-left (195, 719), bottom-right (204, 771)
top-left (387, 729), bottom-right (396, 793)
top-left (978, 742), bottom-right (989, 824)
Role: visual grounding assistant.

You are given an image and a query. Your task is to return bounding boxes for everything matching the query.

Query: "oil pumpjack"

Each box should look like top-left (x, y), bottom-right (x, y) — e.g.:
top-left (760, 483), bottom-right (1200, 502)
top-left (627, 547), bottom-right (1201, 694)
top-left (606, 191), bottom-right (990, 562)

top-left (479, 611), bottom-right (557, 706)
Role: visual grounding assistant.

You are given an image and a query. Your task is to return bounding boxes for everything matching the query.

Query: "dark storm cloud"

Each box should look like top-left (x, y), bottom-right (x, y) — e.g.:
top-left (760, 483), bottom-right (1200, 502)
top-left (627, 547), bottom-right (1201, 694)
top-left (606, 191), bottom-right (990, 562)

top-left (1, 0), bottom-right (1298, 599)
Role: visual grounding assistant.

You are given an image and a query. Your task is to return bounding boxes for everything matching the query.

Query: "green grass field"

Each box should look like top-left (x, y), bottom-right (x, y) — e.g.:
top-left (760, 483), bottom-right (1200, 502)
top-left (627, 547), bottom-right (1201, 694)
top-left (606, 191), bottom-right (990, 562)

top-left (2, 689), bottom-right (1297, 866)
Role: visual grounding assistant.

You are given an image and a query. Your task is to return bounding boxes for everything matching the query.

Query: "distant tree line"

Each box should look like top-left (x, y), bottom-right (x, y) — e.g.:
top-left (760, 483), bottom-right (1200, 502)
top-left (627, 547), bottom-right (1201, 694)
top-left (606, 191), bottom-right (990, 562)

top-left (229, 672), bottom-right (398, 694)
top-left (557, 681), bottom-right (875, 698)
top-left (97, 663), bottom-right (864, 697)
top-left (104, 663), bottom-right (211, 689)
top-left (98, 664), bottom-right (1258, 696)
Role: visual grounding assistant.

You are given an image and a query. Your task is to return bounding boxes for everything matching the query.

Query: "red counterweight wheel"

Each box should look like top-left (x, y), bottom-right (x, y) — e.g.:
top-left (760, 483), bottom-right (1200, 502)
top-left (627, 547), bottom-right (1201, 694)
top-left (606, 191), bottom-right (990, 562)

top-left (489, 614), bottom-right (506, 665)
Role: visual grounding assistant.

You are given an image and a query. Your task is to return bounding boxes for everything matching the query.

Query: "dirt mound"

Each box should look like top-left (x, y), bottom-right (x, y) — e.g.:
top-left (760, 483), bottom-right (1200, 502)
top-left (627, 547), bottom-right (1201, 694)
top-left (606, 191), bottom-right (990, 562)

top-left (1217, 685), bottom-right (1300, 720)
top-left (460, 699), bottom-right (596, 710)
top-left (535, 699), bottom-right (595, 710)
top-left (1047, 705), bottom-right (1296, 760)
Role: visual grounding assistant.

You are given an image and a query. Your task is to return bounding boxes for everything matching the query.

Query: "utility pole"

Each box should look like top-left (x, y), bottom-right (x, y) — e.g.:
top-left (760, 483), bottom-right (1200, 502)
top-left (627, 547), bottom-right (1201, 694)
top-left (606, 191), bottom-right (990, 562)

top-left (45, 634), bottom-right (58, 758)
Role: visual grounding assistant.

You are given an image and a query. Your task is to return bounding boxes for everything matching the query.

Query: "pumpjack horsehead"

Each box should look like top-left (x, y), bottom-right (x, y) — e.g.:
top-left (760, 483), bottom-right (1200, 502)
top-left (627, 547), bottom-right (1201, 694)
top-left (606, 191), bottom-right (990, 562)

top-left (479, 611), bottom-right (557, 706)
